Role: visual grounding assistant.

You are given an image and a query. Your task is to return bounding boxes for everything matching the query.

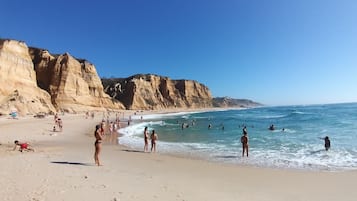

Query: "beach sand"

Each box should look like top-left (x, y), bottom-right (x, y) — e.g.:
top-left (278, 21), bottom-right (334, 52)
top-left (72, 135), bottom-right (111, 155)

top-left (1, 111), bottom-right (357, 201)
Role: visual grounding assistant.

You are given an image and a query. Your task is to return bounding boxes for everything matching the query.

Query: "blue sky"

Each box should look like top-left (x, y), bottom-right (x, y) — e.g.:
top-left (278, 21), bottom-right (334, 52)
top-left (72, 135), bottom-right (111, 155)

top-left (1, 0), bottom-right (357, 105)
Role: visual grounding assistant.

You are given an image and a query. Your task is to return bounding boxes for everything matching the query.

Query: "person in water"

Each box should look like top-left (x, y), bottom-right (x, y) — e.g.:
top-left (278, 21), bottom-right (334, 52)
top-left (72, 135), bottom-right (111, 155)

top-left (321, 136), bottom-right (331, 151)
top-left (240, 132), bottom-right (249, 157)
top-left (94, 124), bottom-right (104, 166)
top-left (242, 126), bottom-right (248, 135)
top-left (269, 124), bottom-right (275, 131)
top-left (143, 126), bottom-right (149, 152)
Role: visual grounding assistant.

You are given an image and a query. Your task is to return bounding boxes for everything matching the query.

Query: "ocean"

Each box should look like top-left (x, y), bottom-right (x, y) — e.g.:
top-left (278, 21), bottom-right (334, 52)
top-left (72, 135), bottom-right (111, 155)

top-left (118, 103), bottom-right (357, 171)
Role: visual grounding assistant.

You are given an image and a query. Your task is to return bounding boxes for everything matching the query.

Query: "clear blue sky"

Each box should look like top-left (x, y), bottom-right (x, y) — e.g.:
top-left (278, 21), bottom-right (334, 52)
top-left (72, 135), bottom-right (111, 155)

top-left (1, 0), bottom-right (357, 105)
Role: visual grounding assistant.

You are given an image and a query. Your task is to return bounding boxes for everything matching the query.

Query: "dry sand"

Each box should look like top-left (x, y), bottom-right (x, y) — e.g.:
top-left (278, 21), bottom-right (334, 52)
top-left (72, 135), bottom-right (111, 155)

top-left (1, 111), bottom-right (357, 201)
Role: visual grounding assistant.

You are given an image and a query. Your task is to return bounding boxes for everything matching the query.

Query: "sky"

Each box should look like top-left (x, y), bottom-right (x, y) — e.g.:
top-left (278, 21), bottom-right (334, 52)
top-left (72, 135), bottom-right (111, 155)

top-left (1, 0), bottom-right (357, 106)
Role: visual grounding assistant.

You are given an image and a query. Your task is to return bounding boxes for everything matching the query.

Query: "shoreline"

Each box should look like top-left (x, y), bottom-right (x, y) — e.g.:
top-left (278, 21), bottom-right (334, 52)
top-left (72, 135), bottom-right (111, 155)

top-left (1, 110), bottom-right (357, 201)
top-left (117, 108), bottom-right (353, 172)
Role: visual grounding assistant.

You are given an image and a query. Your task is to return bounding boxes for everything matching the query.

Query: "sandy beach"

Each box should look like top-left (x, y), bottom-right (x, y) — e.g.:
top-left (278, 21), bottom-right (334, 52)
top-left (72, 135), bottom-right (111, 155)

top-left (1, 111), bottom-right (357, 201)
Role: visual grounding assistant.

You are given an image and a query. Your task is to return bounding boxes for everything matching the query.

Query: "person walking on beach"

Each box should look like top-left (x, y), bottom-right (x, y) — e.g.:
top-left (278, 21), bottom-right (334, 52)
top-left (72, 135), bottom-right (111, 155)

top-left (144, 127), bottom-right (149, 152)
top-left (241, 131), bottom-right (249, 157)
top-left (150, 130), bottom-right (158, 152)
top-left (94, 124), bottom-right (104, 166)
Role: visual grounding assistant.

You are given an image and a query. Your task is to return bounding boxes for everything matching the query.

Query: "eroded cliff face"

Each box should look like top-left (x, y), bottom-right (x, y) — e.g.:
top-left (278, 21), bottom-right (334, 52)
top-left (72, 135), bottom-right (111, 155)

top-left (0, 40), bottom-right (55, 115)
top-left (102, 74), bottom-right (213, 110)
top-left (29, 48), bottom-right (124, 113)
top-left (0, 39), bottom-right (124, 115)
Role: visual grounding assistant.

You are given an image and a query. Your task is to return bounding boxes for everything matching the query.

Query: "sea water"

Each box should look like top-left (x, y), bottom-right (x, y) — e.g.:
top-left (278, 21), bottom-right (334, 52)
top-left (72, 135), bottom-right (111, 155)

top-left (118, 103), bottom-right (357, 171)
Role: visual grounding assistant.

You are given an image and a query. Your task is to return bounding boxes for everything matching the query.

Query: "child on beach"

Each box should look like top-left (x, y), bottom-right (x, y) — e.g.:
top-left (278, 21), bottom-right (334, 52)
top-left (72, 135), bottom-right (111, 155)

top-left (13, 140), bottom-right (34, 152)
top-left (150, 130), bottom-right (158, 152)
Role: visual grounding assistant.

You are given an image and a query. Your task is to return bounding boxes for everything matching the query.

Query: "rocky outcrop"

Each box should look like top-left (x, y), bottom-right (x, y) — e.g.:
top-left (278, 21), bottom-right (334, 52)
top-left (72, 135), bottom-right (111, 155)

top-left (102, 74), bottom-right (213, 110)
top-left (29, 48), bottom-right (124, 113)
top-left (0, 39), bottom-right (124, 115)
top-left (0, 39), bottom-right (55, 115)
top-left (212, 97), bottom-right (262, 108)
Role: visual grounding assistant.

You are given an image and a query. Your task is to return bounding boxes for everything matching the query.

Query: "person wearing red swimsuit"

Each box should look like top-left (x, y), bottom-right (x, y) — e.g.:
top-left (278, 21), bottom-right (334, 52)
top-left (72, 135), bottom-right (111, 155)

top-left (13, 140), bottom-right (34, 152)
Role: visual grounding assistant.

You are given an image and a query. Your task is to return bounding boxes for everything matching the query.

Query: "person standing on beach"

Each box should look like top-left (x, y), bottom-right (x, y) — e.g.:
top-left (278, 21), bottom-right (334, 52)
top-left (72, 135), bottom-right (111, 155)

top-left (57, 118), bottom-right (63, 132)
top-left (144, 127), bottom-right (149, 152)
top-left (241, 131), bottom-right (249, 157)
top-left (150, 130), bottom-right (158, 152)
top-left (100, 122), bottom-right (105, 135)
top-left (94, 125), bottom-right (104, 166)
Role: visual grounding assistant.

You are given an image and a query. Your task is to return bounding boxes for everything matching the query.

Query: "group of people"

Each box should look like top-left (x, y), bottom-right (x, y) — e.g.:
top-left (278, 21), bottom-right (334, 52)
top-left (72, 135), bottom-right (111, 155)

top-left (240, 126), bottom-right (331, 158)
top-left (143, 126), bottom-right (158, 153)
top-left (93, 116), bottom-right (160, 166)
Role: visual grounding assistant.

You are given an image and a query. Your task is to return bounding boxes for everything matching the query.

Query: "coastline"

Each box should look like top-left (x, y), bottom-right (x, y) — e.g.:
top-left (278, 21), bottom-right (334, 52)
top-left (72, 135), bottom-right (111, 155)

top-left (1, 110), bottom-right (357, 201)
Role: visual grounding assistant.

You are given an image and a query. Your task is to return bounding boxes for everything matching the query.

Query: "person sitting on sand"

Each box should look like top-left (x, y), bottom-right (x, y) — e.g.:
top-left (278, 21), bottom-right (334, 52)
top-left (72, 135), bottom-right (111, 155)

top-left (13, 140), bottom-right (34, 152)
top-left (240, 132), bottom-right (249, 157)
top-left (150, 130), bottom-right (158, 152)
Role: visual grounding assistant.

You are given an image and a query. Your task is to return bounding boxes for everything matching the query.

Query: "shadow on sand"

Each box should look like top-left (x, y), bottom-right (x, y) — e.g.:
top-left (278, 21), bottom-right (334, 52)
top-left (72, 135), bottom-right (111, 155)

top-left (122, 149), bottom-right (146, 153)
top-left (51, 161), bottom-right (92, 166)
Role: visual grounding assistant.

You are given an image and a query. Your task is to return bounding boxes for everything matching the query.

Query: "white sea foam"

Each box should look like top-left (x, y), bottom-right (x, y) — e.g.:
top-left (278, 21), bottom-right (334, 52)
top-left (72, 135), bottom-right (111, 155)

top-left (119, 124), bottom-right (357, 171)
top-left (129, 111), bottom-right (202, 121)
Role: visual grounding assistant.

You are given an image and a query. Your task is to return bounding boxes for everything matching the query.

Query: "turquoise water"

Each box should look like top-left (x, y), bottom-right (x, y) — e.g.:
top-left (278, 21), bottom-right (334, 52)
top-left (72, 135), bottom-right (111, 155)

top-left (119, 103), bottom-right (357, 171)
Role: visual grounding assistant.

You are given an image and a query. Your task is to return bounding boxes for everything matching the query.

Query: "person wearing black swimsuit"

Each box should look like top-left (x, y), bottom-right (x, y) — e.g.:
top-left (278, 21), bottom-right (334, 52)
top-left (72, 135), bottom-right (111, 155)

top-left (94, 124), bottom-right (103, 166)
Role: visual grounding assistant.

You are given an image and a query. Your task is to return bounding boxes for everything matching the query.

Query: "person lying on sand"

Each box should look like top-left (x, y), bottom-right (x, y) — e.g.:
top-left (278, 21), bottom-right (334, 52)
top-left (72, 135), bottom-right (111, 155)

top-left (13, 140), bottom-right (34, 152)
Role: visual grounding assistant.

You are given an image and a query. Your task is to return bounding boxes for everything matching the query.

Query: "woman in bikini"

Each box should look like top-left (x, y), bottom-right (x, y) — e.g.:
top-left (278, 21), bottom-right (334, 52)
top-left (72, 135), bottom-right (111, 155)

top-left (94, 124), bottom-right (103, 166)
top-left (143, 127), bottom-right (149, 152)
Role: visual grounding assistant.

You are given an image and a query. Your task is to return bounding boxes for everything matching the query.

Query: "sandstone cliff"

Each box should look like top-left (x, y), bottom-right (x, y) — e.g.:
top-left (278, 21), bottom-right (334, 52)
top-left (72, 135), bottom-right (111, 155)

top-left (0, 39), bottom-right (124, 115)
top-left (0, 39), bottom-right (55, 115)
top-left (29, 48), bottom-right (124, 113)
top-left (102, 74), bottom-right (213, 110)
